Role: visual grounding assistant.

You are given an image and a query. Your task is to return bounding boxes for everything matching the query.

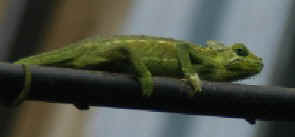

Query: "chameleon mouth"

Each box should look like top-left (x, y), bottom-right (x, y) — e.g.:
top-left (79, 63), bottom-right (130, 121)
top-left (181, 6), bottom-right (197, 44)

top-left (243, 61), bottom-right (263, 74)
top-left (226, 59), bottom-right (264, 78)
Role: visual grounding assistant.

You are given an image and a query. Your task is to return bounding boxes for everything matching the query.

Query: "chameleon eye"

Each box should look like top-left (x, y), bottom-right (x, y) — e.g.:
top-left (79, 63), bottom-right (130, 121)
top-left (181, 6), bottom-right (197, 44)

top-left (235, 48), bottom-right (247, 56)
top-left (232, 43), bottom-right (248, 56)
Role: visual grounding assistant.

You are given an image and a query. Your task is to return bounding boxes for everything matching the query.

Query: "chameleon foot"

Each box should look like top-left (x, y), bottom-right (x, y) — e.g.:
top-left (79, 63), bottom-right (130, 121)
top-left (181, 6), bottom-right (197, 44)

top-left (138, 76), bottom-right (153, 97)
top-left (183, 73), bottom-right (202, 97)
top-left (74, 103), bottom-right (90, 110)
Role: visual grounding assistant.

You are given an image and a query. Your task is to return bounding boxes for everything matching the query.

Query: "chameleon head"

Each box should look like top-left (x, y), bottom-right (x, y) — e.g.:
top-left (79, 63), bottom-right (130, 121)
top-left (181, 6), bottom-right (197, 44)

top-left (197, 41), bottom-right (264, 81)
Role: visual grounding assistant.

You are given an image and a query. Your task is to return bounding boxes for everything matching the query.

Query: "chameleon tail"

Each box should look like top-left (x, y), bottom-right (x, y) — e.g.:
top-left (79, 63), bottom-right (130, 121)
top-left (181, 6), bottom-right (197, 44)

top-left (12, 64), bottom-right (31, 106)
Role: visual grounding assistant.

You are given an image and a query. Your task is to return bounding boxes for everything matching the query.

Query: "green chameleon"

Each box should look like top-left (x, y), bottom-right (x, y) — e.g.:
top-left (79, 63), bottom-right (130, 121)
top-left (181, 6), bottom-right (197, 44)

top-left (13, 35), bottom-right (263, 108)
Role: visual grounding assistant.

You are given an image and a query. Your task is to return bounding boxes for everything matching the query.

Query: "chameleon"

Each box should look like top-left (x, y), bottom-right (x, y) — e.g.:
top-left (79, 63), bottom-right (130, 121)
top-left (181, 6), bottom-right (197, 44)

top-left (13, 35), bottom-right (263, 109)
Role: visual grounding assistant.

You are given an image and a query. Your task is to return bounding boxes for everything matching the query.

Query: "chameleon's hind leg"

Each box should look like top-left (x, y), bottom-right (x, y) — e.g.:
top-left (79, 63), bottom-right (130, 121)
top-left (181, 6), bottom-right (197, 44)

top-left (115, 47), bottom-right (153, 97)
top-left (13, 64), bottom-right (32, 106)
top-left (72, 46), bottom-right (153, 103)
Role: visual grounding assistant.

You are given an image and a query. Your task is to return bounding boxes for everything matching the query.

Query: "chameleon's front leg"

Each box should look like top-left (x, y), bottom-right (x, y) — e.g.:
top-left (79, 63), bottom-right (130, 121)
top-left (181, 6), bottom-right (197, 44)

top-left (118, 47), bottom-right (153, 97)
top-left (176, 43), bottom-right (202, 97)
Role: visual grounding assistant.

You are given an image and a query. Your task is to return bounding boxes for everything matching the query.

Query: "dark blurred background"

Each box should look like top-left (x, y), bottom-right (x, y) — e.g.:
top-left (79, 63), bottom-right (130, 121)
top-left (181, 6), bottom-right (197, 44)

top-left (0, 0), bottom-right (294, 137)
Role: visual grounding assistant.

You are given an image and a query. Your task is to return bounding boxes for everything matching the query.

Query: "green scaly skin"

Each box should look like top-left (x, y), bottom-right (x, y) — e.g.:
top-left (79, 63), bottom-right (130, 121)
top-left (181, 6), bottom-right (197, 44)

top-left (14, 35), bottom-right (263, 106)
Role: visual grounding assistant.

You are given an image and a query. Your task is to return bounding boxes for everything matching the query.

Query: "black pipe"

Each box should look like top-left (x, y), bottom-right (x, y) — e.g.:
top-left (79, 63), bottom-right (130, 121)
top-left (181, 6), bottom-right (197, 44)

top-left (0, 63), bottom-right (294, 123)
